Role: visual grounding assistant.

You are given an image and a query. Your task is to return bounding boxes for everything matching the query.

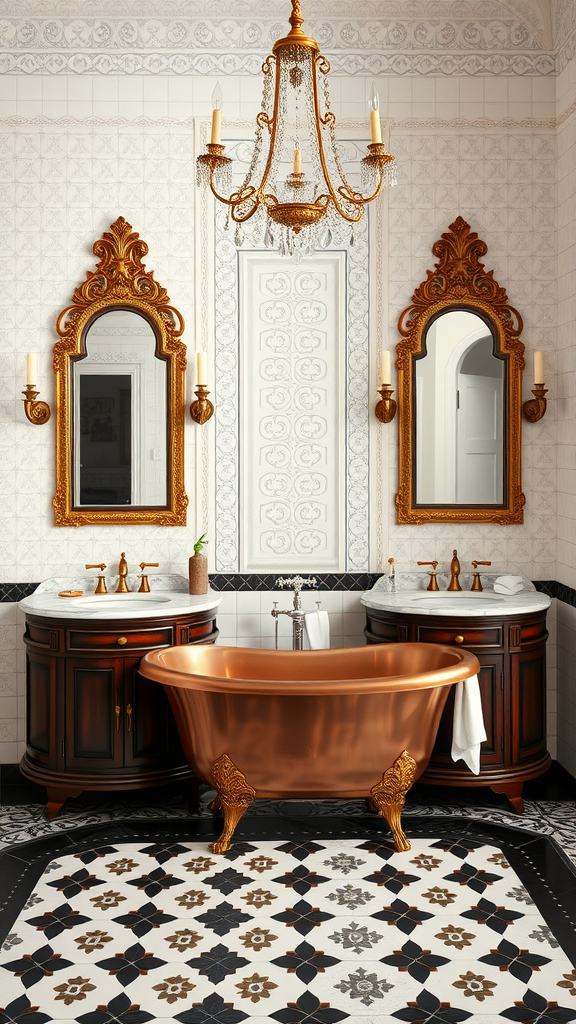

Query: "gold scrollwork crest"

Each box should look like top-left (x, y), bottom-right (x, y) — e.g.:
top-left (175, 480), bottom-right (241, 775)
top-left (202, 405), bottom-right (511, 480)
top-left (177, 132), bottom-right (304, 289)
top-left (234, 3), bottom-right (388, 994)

top-left (53, 217), bottom-right (188, 526)
top-left (395, 217), bottom-right (525, 525)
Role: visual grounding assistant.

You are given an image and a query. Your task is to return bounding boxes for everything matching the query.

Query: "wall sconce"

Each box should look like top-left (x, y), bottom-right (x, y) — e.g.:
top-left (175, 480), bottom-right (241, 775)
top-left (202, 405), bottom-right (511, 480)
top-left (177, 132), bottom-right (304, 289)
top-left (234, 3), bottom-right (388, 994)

top-left (190, 351), bottom-right (214, 424)
top-left (522, 350), bottom-right (547, 422)
top-left (22, 353), bottom-right (50, 424)
top-left (374, 350), bottom-right (397, 423)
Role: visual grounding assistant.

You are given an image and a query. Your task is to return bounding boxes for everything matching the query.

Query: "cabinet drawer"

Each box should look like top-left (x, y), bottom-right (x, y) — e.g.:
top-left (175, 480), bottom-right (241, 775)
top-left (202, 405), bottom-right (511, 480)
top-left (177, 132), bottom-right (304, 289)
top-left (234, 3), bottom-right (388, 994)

top-left (66, 626), bottom-right (173, 651)
top-left (416, 624), bottom-right (503, 648)
top-left (178, 620), bottom-right (217, 644)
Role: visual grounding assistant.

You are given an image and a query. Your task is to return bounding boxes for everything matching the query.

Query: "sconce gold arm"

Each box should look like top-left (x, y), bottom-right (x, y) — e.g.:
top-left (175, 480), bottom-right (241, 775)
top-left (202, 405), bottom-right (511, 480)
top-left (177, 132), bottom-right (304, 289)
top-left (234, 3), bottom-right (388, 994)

top-left (22, 385), bottom-right (50, 425)
top-left (522, 385), bottom-right (547, 422)
top-left (375, 385), bottom-right (397, 423)
top-left (190, 385), bottom-right (214, 424)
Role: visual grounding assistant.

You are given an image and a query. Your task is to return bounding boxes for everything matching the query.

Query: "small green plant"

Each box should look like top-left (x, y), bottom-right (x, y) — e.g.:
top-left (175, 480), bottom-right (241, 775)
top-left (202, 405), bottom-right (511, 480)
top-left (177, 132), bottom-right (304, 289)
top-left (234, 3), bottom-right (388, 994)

top-left (194, 532), bottom-right (208, 553)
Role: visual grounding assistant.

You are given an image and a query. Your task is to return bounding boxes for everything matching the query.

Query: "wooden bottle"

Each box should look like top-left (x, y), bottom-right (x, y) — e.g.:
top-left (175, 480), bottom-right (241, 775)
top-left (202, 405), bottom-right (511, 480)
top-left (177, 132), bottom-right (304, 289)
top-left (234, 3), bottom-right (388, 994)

top-left (189, 533), bottom-right (208, 595)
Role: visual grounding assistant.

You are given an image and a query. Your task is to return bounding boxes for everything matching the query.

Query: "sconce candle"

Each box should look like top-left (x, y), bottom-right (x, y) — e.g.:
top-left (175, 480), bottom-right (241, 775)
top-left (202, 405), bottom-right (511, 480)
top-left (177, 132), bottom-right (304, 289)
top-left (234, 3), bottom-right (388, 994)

top-left (380, 350), bottom-right (391, 385)
top-left (23, 351), bottom-right (50, 424)
top-left (523, 350), bottom-right (547, 423)
top-left (26, 352), bottom-right (37, 386)
top-left (196, 351), bottom-right (207, 386)
top-left (191, 352), bottom-right (214, 424)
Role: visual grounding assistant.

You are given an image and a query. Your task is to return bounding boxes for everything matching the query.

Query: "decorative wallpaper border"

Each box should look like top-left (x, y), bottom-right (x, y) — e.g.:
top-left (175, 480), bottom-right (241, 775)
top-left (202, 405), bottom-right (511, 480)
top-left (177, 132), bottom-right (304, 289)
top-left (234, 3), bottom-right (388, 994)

top-left (0, 51), bottom-right (557, 76)
top-left (0, 577), bottom-right (571, 601)
top-left (0, 115), bottom-right (561, 129)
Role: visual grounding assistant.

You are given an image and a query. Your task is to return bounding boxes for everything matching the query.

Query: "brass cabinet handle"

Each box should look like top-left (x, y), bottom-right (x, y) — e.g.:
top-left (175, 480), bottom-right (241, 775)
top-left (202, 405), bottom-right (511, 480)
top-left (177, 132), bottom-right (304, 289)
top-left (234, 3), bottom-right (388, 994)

top-left (454, 635), bottom-right (465, 644)
top-left (126, 703), bottom-right (133, 732)
top-left (117, 636), bottom-right (128, 645)
top-left (115, 704), bottom-right (121, 731)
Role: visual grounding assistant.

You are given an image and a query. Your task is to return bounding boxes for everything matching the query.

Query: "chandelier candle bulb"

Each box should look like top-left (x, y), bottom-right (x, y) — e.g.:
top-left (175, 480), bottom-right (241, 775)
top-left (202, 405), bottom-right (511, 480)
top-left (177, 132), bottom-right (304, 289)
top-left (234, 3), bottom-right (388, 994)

top-left (210, 82), bottom-right (222, 145)
top-left (26, 352), bottom-right (37, 386)
top-left (369, 82), bottom-right (382, 145)
top-left (196, 351), bottom-right (207, 386)
top-left (293, 146), bottom-right (301, 175)
top-left (381, 350), bottom-right (391, 385)
top-left (534, 350), bottom-right (544, 384)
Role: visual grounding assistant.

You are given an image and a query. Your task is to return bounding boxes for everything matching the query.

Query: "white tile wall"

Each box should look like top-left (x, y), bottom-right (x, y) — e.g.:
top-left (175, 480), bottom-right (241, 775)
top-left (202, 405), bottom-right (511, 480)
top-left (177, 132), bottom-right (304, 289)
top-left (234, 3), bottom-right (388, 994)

top-left (0, 42), bottom-right (572, 764)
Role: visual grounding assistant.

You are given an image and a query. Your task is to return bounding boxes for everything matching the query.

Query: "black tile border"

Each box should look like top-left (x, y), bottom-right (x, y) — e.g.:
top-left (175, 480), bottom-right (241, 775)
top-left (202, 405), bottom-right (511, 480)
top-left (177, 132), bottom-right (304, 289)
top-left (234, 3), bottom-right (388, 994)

top-left (0, 813), bottom-right (575, 965)
top-left (2, 576), bottom-right (575, 603)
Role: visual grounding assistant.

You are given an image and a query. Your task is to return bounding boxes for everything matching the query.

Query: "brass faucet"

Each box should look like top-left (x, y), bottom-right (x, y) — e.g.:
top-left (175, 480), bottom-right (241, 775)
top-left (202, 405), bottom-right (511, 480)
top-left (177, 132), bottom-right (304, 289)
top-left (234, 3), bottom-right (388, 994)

top-left (470, 559), bottom-right (492, 591)
top-left (116, 552), bottom-right (129, 593)
top-left (417, 560), bottom-right (439, 591)
top-left (447, 549), bottom-right (462, 591)
top-left (85, 562), bottom-right (107, 594)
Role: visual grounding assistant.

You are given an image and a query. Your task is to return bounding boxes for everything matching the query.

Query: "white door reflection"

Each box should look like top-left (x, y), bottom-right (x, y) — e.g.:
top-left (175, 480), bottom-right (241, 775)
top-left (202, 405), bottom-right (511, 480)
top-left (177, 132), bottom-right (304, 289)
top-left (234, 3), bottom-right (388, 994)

top-left (415, 310), bottom-right (504, 505)
top-left (73, 309), bottom-right (167, 508)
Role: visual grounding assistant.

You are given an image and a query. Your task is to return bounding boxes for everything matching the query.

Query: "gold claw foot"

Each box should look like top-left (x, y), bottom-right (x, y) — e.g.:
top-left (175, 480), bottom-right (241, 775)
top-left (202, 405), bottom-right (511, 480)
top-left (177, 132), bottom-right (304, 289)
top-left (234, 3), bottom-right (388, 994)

top-left (208, 754), bottom-right (256, 855)
top-left (370, 750), bottom-right (417, 852)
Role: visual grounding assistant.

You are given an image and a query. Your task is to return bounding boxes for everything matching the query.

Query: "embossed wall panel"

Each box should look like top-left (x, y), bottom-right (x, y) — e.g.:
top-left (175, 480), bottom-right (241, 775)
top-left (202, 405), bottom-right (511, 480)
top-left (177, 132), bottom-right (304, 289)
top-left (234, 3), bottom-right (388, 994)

top-left (239, 254), bottom-right (346, 572)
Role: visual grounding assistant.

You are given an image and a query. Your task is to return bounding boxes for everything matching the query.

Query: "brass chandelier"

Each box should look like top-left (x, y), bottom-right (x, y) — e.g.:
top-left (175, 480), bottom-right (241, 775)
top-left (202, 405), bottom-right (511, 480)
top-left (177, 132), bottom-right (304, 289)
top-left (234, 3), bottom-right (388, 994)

top-left (196, 0), bottom-right (396, 256)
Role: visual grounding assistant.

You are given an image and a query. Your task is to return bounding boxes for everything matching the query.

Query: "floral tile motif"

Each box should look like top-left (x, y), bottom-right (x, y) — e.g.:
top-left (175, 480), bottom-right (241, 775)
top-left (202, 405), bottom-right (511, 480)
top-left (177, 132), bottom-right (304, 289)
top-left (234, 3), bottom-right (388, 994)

top-left (1, 838), bottom-right (575, 1022)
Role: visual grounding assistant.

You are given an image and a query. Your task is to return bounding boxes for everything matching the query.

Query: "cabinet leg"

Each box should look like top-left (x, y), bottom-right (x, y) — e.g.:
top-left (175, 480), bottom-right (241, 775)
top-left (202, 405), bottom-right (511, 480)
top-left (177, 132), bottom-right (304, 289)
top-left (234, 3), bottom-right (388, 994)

top-left (490, 781), bottom-right (524, 814)
top-left (45, 787), bottom-right (82, 819)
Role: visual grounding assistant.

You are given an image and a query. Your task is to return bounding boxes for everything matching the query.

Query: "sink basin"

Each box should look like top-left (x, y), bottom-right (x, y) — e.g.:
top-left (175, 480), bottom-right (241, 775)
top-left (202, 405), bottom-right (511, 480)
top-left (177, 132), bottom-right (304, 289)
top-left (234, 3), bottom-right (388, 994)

top-left (73, 594), bottom-right (172, 611)
top-left (410, 592), bottom-right (505, 610)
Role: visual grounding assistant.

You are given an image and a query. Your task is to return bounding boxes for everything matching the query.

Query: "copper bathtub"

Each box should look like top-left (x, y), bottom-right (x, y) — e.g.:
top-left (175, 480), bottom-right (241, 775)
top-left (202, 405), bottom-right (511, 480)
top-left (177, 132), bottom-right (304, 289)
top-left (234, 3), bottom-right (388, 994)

top-left (140, 643), bottom-right (479, 854)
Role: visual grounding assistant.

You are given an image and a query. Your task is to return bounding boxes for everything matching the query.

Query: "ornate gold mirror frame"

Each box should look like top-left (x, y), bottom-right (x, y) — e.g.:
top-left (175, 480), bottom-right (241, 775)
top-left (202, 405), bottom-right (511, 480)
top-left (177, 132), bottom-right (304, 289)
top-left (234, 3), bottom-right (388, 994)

top-left (395, 217), bottom-right (525, 524)
top-left (53, 217), bottom-right (188, 526)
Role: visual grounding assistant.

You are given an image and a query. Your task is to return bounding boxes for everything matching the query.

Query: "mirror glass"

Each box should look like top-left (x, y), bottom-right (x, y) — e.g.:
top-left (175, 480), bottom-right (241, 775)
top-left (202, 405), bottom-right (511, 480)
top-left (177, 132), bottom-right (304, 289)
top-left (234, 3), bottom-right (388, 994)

top-left (415, 309), bottom-right (504, 505)
top-left (73, 310), bottom-right (167, 508)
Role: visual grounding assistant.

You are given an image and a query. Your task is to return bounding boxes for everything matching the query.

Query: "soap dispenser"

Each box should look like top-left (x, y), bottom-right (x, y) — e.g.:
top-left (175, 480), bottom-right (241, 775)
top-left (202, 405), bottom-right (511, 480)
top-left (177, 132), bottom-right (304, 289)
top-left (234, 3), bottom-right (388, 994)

top-left (189, 533), bottom-right (209, 595)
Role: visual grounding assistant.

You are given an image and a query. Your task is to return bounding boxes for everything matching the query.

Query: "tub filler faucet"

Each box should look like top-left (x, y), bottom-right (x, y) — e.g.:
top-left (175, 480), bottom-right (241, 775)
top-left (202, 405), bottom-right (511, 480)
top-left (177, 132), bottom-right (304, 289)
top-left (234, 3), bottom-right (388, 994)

top-left (273, 575), bottom-right (318, 650)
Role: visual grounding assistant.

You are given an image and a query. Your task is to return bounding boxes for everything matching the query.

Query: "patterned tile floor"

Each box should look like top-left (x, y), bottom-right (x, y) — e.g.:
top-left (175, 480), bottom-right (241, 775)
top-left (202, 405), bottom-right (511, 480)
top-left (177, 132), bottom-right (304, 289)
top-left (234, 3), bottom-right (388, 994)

top-left (1, 834), bottom-right (576, 1023)
top-left (1, 782), bottom-right (576, 1023)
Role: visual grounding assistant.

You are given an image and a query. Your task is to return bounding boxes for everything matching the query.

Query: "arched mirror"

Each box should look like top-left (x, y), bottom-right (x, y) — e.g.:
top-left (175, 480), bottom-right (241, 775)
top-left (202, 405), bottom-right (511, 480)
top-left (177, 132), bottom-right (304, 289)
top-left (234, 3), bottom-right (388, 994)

top-left (396, 217), bottom-right (525, 524)
top-left (53, 218), bottom-right (188, 526)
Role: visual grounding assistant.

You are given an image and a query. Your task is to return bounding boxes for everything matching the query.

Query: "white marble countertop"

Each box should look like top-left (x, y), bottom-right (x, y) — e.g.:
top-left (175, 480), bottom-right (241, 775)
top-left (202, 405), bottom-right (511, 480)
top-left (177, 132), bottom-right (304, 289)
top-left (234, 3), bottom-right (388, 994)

top-left (361, 574), bottom-right (550, 617)
top-left (19, 575), bottom-right (222, 621)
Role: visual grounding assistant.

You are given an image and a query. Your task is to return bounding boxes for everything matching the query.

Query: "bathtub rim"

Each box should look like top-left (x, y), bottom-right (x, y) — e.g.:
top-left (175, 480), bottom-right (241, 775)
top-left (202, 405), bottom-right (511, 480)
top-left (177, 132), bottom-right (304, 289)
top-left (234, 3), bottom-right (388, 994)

top-left (139, 642), bottom-right (480, 695)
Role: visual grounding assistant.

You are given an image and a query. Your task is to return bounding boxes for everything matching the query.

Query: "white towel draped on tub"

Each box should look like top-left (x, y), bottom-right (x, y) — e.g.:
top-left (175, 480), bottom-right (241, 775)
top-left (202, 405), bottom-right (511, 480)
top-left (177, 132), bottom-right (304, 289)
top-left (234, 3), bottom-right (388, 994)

top-left (451, 675), bottom-right (487, 774)
top-left (304, 610), bottom-right (330, 650)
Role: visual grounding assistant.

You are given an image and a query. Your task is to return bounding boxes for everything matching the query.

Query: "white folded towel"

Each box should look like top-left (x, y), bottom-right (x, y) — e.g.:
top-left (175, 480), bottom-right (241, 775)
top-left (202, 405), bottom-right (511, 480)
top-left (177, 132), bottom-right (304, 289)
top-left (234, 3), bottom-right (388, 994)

top-left (494, 583), bottom-right (523, 595)
top-left (304, 610), bottom-right (330, 650)
top-left (451, 674), bottom-right (487, 775)
top-left (494, 575), bottom-right (524, 594)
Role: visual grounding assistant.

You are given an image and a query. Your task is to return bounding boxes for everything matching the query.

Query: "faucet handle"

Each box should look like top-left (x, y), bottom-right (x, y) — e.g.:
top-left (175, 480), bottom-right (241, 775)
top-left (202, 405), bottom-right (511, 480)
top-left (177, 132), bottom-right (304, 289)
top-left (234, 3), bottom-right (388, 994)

top-left (85, 563), bottom-right (107, 595)
top-left (137, 562), bottom-right (159, 594)
top-left (417, 560), bottom-right (439, 591)
top-left (470, 559), bottom-right (492, 592)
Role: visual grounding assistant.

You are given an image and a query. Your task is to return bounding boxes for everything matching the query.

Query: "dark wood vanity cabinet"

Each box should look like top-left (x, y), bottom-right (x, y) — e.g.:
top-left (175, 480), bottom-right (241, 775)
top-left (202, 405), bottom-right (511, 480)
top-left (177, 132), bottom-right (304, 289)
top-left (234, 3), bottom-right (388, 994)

top-left (364, 607), bottom-right (550, 812)
top-left (21, 608), bottom-right (219, 817)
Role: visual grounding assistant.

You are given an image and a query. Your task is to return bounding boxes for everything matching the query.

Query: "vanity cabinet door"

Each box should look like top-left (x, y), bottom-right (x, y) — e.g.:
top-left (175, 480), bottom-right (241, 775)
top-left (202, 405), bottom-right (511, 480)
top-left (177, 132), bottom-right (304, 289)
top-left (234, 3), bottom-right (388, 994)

top-left (26, 651), bottom-right (58, 769)
top-left (510, 645), bottom-right (547, 768)
top-left (64, 660), bottom-right (124, 771)
top-left (122, 661), bottom-right (182, 769)
top-left (426, 655), bottom-right (504, 769)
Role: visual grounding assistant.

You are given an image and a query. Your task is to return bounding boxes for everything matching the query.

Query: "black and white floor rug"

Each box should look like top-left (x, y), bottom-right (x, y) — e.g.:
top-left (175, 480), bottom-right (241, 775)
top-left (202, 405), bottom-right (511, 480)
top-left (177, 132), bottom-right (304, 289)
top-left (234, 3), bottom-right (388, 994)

top-left (1, 817), bottom-right (576, 1023)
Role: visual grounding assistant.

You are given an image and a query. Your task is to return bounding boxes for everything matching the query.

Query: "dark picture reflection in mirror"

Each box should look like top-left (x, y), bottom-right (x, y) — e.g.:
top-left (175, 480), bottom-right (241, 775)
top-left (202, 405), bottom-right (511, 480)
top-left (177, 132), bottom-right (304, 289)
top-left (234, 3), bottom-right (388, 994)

top-left (73, 310), bottom-right (167, 508)
top-left (415, 310), bottom-right (505, 505)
